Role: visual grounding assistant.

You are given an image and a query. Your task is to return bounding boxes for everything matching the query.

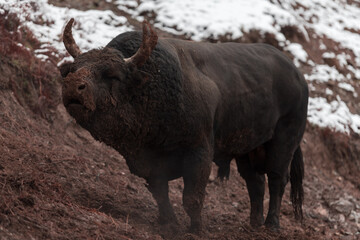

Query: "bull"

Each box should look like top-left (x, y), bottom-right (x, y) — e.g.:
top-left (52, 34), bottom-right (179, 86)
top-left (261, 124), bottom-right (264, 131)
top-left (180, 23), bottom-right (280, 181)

top-left (60, 18), bottom-right (308, 232)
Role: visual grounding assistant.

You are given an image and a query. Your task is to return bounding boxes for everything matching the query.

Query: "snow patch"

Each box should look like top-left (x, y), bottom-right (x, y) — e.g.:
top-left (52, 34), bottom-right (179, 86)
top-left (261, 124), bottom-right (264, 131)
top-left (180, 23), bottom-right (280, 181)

top-left (337, 53), bottom-right (350, 67)
top-left (308, 97), bottom-right (360, 134)
top-left (338, 82), bottom-right (355, 93)
top-left (305, 65), bottom-right (345, 83)
top-left (322, 52), bottom-right (336, 59)
top-left (319, 41), bottom-right (327, 50)
top-left (325, 88), bottom-right (333, 95)
top-left (285, 43), bottom-right (308, 64)
top-left (347, 65), bottom-right (360, 80)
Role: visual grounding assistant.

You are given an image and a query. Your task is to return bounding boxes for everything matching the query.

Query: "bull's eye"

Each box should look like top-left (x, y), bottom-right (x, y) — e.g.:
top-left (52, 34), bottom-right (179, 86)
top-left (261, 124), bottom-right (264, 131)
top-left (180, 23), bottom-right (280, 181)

top-left (101, 66), bottom-right (124, 82)
top-left (108, 77), bottom-right (119, 81)
top-left (78, 84), bottom-right (86, 90)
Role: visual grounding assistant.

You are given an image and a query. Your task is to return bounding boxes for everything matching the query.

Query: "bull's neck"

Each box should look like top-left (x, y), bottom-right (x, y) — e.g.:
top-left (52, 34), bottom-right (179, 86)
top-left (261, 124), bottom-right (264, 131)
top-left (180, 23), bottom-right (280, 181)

top-left (81, 106), bottom-right (144, 159)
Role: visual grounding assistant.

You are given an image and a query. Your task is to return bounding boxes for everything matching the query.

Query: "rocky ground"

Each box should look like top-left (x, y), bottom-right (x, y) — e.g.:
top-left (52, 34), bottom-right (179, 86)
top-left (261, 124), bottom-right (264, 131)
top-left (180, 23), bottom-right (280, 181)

top-left (1, 0), bottom-right (360, 239)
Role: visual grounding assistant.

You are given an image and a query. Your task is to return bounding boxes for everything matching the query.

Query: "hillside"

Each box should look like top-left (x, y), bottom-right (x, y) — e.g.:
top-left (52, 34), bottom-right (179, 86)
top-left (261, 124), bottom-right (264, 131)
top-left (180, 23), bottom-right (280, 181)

top-left (0, 0), bottom-right (360, 239)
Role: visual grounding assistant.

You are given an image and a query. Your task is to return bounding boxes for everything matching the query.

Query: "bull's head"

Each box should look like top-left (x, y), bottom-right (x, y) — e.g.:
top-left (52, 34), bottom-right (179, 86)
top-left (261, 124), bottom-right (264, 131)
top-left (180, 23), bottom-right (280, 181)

top-left (60, 18), bottom-right (158, 125)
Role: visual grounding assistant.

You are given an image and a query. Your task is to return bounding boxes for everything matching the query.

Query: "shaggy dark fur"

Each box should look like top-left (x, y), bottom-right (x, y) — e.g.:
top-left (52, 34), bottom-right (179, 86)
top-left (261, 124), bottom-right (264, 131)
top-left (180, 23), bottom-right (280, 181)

top-left (60, 28), bottom-right (308, 233)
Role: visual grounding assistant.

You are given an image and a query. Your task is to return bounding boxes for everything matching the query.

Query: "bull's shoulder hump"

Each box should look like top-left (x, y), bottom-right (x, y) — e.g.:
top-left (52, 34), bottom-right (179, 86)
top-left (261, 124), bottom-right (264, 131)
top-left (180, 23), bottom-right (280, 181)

top-left (105, 31), bottom-right (140, 57)
top-left (106, 31), bottom-right (141, 47)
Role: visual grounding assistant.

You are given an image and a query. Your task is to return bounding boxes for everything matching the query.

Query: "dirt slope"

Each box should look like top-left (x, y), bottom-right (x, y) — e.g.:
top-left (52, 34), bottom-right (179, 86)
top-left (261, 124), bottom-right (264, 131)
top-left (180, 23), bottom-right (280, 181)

top-left (1, 2), bottom-right (360, 240)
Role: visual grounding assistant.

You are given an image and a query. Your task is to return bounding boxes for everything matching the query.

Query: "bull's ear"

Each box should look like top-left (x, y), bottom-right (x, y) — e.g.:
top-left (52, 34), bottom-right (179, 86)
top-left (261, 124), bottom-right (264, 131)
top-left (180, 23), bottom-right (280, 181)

top-left (59, 62), bottom-right (72, 77)
top-left (128, 66), bottom-right (151, 87)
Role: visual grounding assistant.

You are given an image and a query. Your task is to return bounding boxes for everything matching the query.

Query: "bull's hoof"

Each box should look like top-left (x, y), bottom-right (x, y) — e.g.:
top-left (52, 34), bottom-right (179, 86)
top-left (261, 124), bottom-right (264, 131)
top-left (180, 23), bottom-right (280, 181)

top-left (264, 221), bottom-right (280, 232)
top-left (158, 215), bottom-right (178, 225)
top-left (250, 218), bottom-right (264, 228)
top-left (188, 222), bottom-right (202, 235)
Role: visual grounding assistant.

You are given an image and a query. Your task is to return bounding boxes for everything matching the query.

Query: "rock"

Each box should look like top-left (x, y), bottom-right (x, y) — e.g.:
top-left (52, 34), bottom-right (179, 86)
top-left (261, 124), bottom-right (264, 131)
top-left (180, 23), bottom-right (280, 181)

top-left (310, 204), bottom-right (329, 220)
top-left (330, 198), bottom-right (354, 216)
top-left (349, 210), bottom-right (360, 223)
top-left (330, 214), bottom-right (346, 224)
top-left (208, 171), bottom-right (216, 182)
top-left (338, 214), bottom-right (345, 223)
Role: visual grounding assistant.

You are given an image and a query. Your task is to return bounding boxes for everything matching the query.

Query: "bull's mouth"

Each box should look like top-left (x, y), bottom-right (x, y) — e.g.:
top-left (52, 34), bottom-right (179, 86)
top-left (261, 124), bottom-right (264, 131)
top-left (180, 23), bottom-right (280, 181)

top-left (63, 94), bottom-right (96, 114)
top-left (66, 98), bottom-right (83, 107)
top-left (64, 98), bottom-right (89, 111)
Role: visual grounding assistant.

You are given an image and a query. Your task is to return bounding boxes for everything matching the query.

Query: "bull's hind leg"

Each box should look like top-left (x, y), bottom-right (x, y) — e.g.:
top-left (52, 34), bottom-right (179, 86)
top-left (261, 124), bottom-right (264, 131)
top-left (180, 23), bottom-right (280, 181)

top-left (182, 145), bottom-right (212, 233)
top-left (236, 155), bottom-right (265, 227)
top-left (146, 177), bottom-right (177, 224)
top-left (264, 117), bottom-right (304, 230)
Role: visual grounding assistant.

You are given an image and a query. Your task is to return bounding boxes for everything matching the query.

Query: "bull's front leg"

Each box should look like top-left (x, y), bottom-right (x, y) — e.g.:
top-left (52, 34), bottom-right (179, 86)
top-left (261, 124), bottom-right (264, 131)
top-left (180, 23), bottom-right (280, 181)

top-left (146, 177), bottom-right (177, 224)
top-left (182, 144), bottom-right (212, 233)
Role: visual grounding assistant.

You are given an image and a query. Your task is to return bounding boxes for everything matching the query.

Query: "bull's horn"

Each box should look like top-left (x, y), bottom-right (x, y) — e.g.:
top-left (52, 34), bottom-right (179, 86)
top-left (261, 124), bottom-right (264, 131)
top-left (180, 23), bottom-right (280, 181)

top-left (125, 21), bottom-right (158, 67)
top-left (63, 18), bottom-right (82, 58)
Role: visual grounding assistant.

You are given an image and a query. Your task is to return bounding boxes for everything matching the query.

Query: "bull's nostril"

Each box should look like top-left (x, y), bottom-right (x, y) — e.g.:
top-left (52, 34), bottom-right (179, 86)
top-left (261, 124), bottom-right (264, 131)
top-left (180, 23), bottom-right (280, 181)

top-left (78, 84), bottom-right (86, 91)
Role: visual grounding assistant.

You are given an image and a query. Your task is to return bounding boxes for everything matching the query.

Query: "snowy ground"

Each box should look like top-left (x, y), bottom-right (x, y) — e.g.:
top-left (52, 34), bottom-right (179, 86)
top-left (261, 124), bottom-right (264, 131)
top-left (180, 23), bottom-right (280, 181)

top-left (1, 0), bottom-right (360, 134)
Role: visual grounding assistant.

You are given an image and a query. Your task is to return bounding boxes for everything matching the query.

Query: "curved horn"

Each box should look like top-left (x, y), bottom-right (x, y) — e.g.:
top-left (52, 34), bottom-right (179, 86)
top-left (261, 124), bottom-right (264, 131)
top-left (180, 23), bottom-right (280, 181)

top-left (125, 21), bottom-right (158, 67)
top-left (63, 18), bottom-right (82, 58)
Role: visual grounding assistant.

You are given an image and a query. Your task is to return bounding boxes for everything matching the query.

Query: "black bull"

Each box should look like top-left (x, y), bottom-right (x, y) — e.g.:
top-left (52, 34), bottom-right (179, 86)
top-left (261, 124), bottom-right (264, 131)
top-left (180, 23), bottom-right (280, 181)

top-left (60, 20), bottom-right (308, 233)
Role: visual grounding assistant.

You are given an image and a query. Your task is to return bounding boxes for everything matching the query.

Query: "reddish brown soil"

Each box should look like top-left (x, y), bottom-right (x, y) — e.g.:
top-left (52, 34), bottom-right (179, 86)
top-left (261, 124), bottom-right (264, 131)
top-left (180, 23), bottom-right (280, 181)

top-left (1, 2), bottom-right (360, 240)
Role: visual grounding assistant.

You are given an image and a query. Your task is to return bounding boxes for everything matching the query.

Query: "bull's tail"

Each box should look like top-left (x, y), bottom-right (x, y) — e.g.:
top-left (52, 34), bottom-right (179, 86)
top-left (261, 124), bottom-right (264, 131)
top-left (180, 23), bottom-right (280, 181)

top-left (290, 146), bottom-right (304, 221)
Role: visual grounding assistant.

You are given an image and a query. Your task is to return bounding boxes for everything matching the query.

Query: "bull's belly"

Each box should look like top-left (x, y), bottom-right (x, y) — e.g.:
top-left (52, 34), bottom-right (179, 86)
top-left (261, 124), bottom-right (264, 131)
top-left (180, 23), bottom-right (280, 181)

top-left (215, 127), bottom-right (274, 156)
top-left (125, 147), bottom-right (184, 180)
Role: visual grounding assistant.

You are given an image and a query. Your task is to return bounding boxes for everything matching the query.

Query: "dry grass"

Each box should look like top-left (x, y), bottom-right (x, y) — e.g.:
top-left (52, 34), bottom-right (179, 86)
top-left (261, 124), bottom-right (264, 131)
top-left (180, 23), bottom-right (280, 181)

top-left (0, 10), bottom-right (61, 119)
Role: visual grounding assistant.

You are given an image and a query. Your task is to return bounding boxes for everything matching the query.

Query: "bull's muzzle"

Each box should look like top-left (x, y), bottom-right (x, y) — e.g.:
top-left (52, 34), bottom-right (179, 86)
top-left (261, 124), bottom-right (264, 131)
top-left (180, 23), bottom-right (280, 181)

top-left (62, 68), bottom-right (96, 111)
